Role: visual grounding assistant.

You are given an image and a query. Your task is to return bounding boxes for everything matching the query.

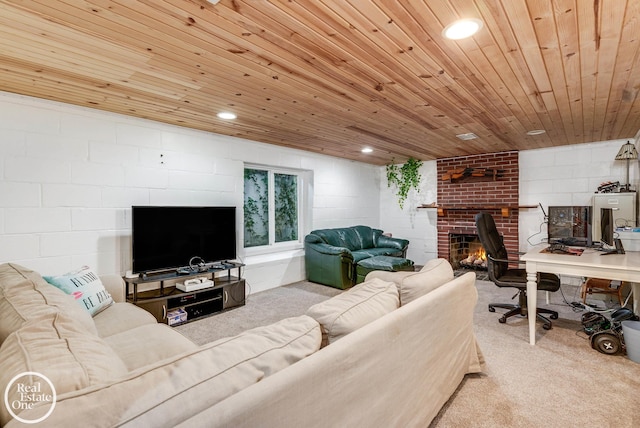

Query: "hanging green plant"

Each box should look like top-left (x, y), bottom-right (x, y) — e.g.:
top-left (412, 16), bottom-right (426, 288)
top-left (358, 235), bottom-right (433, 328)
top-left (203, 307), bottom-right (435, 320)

top-left (386, 157), bottom-right (423, 209)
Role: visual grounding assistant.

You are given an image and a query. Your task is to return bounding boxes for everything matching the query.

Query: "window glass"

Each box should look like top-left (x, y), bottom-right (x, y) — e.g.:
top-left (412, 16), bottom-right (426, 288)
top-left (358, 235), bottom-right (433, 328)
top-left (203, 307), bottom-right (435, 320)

top-left (274, 173), bottom-right (298, 243)
top-left (243, 168), bottom-right (269, 247)
top-left (243, 167), bottom-right (303, 250)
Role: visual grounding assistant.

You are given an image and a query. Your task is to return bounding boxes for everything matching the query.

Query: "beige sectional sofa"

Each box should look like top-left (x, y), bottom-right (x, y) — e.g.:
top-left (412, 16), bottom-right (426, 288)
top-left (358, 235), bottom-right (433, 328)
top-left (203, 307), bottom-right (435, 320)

top-left (0, 259), bottom-right (483, 427)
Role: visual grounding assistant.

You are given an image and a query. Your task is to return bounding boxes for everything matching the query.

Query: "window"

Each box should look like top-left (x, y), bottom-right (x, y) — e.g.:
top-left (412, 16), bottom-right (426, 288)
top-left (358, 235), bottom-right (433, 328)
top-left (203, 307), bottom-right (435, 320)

top-left (244, 166), bottom-right (303, 250)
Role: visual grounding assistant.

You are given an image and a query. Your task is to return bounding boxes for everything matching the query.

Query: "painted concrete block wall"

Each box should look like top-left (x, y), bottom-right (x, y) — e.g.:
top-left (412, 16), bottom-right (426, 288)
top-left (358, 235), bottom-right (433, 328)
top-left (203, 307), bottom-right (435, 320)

top-left (378, 161), bottom-right (438, 265)
top-left (519, 139), bottom-right (636, 250)
top-left (0, 92), bottom-right (380, 292)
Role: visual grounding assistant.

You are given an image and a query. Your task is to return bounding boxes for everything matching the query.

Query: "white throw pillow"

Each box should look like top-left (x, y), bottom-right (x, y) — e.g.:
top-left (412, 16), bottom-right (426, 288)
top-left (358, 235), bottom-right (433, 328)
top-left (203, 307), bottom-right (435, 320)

top-left (44, 266), bottom-right (114, 316)
top-left (306, 277), bottom-right (399, 346)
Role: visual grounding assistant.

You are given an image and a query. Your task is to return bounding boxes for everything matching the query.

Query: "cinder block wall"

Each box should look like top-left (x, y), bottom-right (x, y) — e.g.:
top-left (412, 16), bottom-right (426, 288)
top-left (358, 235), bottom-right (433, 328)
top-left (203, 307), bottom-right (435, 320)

top-left (0, 92), bottom-right (380, 292)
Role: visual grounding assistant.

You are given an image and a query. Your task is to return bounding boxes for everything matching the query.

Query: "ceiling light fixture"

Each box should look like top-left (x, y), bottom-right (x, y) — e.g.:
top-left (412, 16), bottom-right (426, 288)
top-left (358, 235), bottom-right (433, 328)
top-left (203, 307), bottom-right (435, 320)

top-left (442, 18), bottom-right (483, 40)
top-left (217, 112), bottom-right (237, 120)
top-left (361, 147), bottom-right (373, 153)
top-left (456, 132), bottom-right (478, 140)
top-left (526, 129), bottom-right (546, 136)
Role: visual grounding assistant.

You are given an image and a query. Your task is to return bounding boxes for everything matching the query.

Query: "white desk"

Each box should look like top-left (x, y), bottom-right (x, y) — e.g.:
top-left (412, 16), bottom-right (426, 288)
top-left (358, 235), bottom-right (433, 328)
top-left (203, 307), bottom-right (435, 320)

top-left (521, 245), bottom-right (640, 345)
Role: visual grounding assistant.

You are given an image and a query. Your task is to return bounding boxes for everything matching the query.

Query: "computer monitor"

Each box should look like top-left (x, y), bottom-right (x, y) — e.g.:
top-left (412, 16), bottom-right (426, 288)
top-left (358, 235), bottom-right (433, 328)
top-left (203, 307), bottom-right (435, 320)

top-left (600, 207), bottom-right (614, 247)
top-left (600, 207), bottom-right (625, 254)
top-left (547, 206), bottom-right (592, 246)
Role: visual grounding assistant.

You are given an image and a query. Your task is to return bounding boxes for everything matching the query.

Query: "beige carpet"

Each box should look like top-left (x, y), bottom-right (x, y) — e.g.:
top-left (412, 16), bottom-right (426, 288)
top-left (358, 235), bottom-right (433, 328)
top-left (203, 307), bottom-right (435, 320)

top-left (176, 278), bottom-right (640, 427)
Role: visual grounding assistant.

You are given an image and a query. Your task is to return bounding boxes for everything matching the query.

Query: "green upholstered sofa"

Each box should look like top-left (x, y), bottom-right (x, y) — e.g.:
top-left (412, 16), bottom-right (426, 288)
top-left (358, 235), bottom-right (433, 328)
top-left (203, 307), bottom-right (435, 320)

top-left (304, 225), bottom-right (409, 289)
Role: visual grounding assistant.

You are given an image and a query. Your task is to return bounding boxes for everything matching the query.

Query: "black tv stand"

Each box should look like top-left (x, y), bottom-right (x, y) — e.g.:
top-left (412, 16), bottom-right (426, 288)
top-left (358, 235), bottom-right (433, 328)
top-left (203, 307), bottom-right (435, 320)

top-left (125, 262), bottom-right (245, 325)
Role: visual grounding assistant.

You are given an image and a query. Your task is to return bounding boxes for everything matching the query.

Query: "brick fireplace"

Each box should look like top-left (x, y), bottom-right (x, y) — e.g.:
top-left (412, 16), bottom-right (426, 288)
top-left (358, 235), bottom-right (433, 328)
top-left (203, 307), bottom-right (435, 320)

top-left (436, 151), bottom-right (519, 264)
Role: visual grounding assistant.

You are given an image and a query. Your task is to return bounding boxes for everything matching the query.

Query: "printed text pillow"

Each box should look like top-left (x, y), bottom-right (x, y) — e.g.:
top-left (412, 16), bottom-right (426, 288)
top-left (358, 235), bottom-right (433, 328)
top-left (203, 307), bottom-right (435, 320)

top-left (44, 266), bottom-right (113, 316)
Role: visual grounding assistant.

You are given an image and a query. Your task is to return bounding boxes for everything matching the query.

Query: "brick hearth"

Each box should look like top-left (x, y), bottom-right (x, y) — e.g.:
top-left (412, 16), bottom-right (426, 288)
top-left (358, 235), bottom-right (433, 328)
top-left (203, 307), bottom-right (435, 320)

top-left (437, 151), bottom-right (519, 261)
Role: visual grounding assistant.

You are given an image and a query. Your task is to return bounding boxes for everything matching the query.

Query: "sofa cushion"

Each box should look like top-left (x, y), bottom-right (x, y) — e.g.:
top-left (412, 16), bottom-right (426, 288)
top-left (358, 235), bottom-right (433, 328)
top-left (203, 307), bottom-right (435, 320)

top-left (351, 247), bottom-right (403, 261)
top-left (92, 302), bottom-right (158, 338)
top-left (306, 277), bottom-right (399, 346)
top-left (0, 263), bottom-right (98, 345)
top-left (104, 323), bottom-right (199, 371)
top-left (44, 266), bottom-right (114, 316)
top-left (9, 315), bottom-right (322, 427)
top-left (399, 258), bottom-right (454, 305)
top-left (0, 311), bottom-right (128, 426)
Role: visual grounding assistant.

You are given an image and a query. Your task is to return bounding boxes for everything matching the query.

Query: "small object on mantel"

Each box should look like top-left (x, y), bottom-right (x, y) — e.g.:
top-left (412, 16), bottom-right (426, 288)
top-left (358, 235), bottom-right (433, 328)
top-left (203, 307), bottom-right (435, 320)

top-left (419, 202), bottom-right (439, 208)
top-left (441, 167), bottom-right (504, 182)
top-left (435, 205), bottom-right (538, 217)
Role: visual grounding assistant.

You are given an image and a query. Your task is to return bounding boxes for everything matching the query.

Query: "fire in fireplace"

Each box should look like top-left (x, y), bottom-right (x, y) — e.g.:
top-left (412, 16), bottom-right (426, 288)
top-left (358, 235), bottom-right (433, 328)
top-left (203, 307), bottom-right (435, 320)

top-left (449, 232), bottom-right (487, 270)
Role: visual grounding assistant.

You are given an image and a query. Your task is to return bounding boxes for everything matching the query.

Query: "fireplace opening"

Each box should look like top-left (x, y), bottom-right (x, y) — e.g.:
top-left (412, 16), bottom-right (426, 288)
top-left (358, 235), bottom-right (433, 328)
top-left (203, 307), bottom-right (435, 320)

top-left (449, 232), bottom-right (487, 270)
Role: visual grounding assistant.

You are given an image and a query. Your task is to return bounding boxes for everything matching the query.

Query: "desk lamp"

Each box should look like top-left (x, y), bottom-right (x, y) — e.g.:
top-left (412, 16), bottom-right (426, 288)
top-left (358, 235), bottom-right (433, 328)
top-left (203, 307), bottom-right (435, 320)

top-left (615, 141), bottom-right (638, 192)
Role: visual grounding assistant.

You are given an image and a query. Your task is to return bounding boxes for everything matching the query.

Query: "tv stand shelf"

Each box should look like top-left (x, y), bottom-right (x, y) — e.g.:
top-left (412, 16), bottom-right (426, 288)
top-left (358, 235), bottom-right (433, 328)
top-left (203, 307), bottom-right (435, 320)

top-left (124, 263), bottom-right (245, 325)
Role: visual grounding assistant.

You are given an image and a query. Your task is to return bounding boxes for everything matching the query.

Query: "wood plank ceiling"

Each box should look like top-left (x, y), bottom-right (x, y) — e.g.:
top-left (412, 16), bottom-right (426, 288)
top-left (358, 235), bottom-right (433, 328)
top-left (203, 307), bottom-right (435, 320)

top-left (1, 0), bottom-right (639, 165)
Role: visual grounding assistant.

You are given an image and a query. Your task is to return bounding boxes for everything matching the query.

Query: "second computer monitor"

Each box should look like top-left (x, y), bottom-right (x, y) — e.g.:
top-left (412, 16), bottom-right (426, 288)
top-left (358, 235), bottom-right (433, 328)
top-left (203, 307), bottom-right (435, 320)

top-left (600, 207), bottom-right (614, 247)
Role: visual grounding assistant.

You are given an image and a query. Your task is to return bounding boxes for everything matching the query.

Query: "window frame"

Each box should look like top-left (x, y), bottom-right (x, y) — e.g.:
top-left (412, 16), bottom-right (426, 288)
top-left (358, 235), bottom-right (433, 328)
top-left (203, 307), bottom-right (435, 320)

top-left (243, 164), bottom-right (309, 256)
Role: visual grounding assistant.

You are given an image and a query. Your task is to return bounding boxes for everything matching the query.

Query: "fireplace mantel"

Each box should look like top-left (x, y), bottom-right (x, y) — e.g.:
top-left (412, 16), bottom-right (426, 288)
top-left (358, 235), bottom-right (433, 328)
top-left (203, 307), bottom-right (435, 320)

top-left (420, 205), bottom-right (537, 217)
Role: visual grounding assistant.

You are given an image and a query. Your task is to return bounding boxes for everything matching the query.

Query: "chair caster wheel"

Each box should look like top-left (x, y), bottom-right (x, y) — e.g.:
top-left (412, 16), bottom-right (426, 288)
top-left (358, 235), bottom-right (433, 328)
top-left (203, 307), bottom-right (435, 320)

top-left (498, 317), bottom-right (507, 324)
top-left (542, 323), bottom-right (552, 330)
top-left (488, 306), bottom-right (496, 312)
top-left (550, 314), bottom-right (558, 320)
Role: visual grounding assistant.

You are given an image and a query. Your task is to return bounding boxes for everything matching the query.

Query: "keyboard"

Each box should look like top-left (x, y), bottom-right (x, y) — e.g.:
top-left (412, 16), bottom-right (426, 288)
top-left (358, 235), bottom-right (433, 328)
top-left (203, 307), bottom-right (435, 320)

top-left (547, 243), bottom-right (570, 254)
top-left (555, 237), bottom-right (588, 247)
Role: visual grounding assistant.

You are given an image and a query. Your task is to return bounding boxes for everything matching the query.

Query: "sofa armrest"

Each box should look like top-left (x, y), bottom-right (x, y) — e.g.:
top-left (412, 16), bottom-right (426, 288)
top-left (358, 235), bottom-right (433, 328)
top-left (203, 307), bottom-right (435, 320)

top-left (100, 274), bottom-right (126, 303)
top-left (376, 235), bottom-right (409, 253)
top-left (306, 242), bottom-right (352, 257)
top-left (304, 239), bottom-right (355, 289)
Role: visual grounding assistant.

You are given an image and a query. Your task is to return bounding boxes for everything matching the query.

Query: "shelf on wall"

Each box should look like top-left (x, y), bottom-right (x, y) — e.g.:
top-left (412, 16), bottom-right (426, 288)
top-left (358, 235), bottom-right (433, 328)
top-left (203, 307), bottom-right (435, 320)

top-left (418, 205), bottom-right (538, 217)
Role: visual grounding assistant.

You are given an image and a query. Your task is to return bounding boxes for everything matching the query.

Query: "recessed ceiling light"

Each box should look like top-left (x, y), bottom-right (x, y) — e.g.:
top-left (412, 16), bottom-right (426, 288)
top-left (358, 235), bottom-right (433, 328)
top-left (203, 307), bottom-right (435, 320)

top-left (442, 18), bottom-right (483, 40)
top-left (526, 129), bottom-right (546, 135)
top-left (361, 147), bottom-right (373, 153)
top-left (456, 132), bottom-right (478, 140)
top-left (217, 112), bottom-right (237, 120)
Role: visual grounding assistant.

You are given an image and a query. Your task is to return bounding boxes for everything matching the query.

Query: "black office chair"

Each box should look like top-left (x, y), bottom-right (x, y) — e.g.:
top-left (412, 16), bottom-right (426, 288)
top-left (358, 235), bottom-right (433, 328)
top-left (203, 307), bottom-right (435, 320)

top-left (475, 212), bottom-right (561, 330)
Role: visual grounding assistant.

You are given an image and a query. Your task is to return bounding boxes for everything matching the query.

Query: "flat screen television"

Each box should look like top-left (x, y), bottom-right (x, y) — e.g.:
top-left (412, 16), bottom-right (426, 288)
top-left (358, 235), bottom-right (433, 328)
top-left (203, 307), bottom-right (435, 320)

top-left (132, 206), bottom-right (236, 275)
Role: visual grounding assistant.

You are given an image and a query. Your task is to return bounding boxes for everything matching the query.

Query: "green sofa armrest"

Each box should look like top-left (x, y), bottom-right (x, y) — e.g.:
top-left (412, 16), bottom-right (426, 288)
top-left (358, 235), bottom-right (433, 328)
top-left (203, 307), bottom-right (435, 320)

top-left (306, 242), bottom-right (353, 257)
top-left (377, 235), bottom-right (410, 254)
top-left (304, 239), bottom-right (355, 290)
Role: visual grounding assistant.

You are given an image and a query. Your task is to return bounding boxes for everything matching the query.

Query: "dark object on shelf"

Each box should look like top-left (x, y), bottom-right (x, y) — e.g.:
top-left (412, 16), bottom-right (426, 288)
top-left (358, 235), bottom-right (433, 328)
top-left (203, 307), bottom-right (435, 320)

top-left (442, 167), bottom-right (504, 182)
top-left (597, 181), bottom-right (620, 193)
top-left (475, 212), bottom-right (561, 330)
